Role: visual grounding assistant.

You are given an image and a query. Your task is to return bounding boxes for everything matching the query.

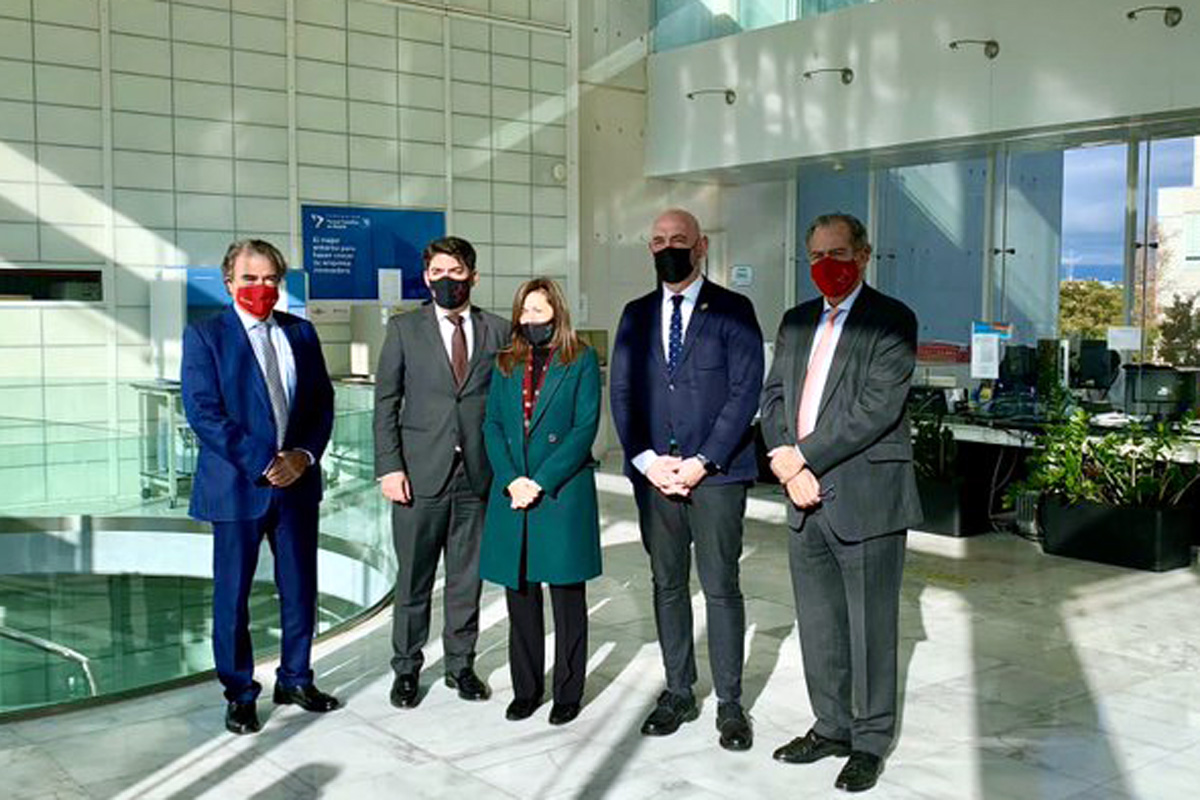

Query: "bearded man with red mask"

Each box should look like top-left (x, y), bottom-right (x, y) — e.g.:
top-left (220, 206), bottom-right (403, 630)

top-left (181, 239), bottom-right (338, 734)
top-left (760, 213), bottom-right (922, 793)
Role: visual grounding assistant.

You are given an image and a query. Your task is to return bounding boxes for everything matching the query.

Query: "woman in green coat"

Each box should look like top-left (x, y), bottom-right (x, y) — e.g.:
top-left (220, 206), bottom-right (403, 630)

top-left (480, 278), bottom-right (602, 726)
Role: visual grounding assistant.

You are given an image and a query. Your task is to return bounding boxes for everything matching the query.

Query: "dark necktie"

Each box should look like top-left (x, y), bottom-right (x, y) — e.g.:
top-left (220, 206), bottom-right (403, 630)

top-left (449, 313), bottom-right (468, 387)
top-left (667, 294), bottom-right (684, 372)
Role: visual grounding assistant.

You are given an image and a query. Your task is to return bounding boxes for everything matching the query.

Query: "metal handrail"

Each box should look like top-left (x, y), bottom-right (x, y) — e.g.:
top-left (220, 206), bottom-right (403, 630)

top-left (0, 625), bottom-right (98, 697)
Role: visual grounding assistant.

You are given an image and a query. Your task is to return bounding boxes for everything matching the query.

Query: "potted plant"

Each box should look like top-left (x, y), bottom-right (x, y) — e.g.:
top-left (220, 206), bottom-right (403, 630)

top-left (1017, 410), bottom-right (1198, 571)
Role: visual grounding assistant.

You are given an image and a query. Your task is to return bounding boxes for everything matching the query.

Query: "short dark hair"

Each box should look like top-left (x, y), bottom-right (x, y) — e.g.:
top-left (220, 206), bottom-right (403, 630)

top-left (805, 213), bottom-right (870, 251)
top-left (221, 239), bottom-right (288, 281)
top-left (423, 236), bottom-right (477, 272)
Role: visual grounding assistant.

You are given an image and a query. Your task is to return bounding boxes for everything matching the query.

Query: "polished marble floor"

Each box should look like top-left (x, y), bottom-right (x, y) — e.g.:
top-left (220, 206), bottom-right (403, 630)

top-left (3, 471), bottom-right (1199, 799)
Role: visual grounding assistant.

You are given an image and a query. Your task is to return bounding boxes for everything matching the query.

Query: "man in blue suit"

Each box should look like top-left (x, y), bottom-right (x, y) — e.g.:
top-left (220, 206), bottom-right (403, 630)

top-left (610, 208), bottom-right (764, 751)
top-left (182, 239), bottom-right (339, 735)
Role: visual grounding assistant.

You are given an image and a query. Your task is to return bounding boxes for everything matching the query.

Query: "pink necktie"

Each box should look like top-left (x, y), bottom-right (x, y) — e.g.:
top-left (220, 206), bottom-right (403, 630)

top-left (797, 308), bottom-right (841, 439)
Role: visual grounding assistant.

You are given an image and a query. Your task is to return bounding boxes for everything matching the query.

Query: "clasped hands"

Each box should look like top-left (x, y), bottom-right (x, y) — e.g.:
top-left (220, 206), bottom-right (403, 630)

top-left (769, 447), bottom-right (822, 509)
top-left (506, 476), bottom-right (543, 510)
top-left (264, 450), bottom-right (310, 488)
top-left (646, 456), bottom-right (708, 497)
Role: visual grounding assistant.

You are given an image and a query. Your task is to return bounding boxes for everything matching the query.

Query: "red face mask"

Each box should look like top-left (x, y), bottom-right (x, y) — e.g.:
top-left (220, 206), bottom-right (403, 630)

top-left (235, 284), bottom-right (279, 319)
top-left (810, 256), bottom-right (861, 299)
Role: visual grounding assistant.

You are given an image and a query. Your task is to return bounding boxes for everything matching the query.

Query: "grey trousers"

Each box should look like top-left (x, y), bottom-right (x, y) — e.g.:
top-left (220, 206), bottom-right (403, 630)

top-left (390, 461), bottom-right (485, 676)
top-left (789, 508), bottom-right (906, 757)
top-left (633, 478), bottom-right (747, 704)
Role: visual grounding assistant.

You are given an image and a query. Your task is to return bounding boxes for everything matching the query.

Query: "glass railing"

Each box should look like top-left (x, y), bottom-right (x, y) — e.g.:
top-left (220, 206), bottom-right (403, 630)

top-left (0, 381), bottom-right (393, 716)
top-left (653, 0), bottom-right (879, 52)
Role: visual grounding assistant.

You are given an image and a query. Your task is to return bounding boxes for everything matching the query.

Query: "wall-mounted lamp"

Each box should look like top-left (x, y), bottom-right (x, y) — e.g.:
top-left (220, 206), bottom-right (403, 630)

top-left (685, 88), bottom-right (737, 105)
top-left (1126, 5), bottom-right (1183, 26)
top-left (948, 39), bottom-right (1000, 59)
top-left (801, 67), bottom-right (854, 85)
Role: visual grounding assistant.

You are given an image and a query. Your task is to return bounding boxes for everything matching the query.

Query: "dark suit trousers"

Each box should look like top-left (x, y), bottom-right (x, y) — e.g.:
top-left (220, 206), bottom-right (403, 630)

top-left (390, 459), bottom-right (484, 676)
top-left (211, 492), bottom-right (318, 703)
top-left (505, 528), bottom-right (587, 704)
top-left (633, 478), bottom-right (747, 703)
top-left (789, 508), bottom-right (906, 757)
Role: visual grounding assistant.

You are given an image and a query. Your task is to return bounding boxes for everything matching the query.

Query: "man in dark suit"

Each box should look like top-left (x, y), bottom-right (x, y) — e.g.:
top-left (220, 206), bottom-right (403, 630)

top-left (374, 236), bottom-right (509, 708)
top-left (610, 208), bottom-right (764, 751)
top-left (761, 213), bottom-right (922, 792)
top-left (182, 239), bottom-right (339, 735)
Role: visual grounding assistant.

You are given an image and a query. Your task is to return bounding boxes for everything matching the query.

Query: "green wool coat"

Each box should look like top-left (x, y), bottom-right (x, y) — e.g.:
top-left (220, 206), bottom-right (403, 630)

top-left (479, 345), bottom-right (603, 589)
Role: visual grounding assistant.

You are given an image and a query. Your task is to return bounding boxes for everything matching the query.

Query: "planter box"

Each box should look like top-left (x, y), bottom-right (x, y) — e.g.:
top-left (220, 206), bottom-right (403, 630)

top-left (916, 477), bottom-right (989, 537)
top-left (1039, 496), bottom-right (1194, 572)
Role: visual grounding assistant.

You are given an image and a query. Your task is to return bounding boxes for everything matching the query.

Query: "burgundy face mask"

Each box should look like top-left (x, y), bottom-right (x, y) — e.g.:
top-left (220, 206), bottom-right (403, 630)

top-left (810, 256), bottom-right (860, 299)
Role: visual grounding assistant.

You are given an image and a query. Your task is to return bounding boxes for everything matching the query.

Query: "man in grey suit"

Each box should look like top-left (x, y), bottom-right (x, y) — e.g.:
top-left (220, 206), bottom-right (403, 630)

top-left (374, 236), bottom-right (509, 708)
top-left (760, 213), bottom-right (922, 793)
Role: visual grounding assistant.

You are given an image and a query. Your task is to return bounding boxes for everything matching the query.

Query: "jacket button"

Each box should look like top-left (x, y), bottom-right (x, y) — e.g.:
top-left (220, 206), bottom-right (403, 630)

top-left (548, 433), bottom-right (558, 443)
top-left (668, 384), bottom-right (675, 391)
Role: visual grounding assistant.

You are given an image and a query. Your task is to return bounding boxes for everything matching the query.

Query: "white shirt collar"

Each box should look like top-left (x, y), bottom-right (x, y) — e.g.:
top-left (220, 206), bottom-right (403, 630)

top-left (435, 303), bottom-right (471, 322)
top-left (233, 302), bottom-right (274, 330)
top-left (665, 274), bottom-right (705, 305)
top-left (823, 280), bottom-right (865, 315)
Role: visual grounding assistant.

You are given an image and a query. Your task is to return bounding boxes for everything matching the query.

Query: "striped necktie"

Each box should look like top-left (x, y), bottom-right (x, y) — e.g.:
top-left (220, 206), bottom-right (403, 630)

top-left (250, 321), bottom-right (289, 449)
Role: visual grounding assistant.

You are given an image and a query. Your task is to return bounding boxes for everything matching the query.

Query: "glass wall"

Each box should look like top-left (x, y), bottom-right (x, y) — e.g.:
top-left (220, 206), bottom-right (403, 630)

top-left (0, 382), bottom-right (394, 715)
top-left (653, 0), bottom-right (877, 52)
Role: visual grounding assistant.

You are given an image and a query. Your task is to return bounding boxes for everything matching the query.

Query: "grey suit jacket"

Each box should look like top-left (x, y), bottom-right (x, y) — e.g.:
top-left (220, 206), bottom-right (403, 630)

top-left (373, 302), bottom-right (510, 498)
top-left (760, 284), bottom-right (923, 540)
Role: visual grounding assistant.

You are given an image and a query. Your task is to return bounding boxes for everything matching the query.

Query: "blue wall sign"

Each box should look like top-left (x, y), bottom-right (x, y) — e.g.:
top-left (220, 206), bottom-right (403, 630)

top-left (301, 205), bottom-right (445, 301)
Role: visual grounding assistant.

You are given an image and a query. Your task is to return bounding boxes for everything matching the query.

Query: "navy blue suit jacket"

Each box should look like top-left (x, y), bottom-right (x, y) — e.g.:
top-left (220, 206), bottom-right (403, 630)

top-left (610, 279), bottom-right (764, 484)
top-left (182, 306), bottom-right (334, 522)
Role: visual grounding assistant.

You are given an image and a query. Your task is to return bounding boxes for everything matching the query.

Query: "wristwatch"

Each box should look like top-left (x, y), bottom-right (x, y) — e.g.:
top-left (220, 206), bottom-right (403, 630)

top-left (695, 453), bottom-right (720, 475)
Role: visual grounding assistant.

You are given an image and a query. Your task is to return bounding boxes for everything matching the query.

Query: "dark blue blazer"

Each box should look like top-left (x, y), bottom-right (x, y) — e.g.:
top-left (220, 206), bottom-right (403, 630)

top-left (182, 306), bottom-right (334, 522)
top-left (610, 279), bottom-right (764, 484)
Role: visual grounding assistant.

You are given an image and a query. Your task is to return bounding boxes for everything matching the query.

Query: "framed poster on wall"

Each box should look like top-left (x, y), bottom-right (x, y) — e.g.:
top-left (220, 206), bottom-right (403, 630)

top-left (301, 205), bottom-right (445, 301)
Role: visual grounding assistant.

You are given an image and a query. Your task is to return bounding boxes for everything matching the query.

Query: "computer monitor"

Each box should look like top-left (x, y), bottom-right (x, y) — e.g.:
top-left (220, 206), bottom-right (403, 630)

top-left (998, 345), bottom-right (1037, 391)
top-left (1074, 340), bottom-right (1119, 389)
top-left (1123, 364), bottom-right (1192, 418)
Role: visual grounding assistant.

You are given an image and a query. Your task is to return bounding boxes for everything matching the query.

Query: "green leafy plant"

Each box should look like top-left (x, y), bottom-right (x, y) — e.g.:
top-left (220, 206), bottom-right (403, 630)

top-left (1013, 409), bottom-right (1200, 508)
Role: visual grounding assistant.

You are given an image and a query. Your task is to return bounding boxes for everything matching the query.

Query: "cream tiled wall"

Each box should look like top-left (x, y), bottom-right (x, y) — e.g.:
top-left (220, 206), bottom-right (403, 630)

top-left (0, 0), bottom-right (574, 508)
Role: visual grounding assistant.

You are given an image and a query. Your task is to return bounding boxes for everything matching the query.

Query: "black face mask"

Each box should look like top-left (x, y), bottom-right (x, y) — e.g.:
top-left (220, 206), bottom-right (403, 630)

top-left (653, 246), bottom-right (695, 284)
top-left (521, 321), bottom-right (555, 347)
top-left (428, 276), bottom-right (471, 309)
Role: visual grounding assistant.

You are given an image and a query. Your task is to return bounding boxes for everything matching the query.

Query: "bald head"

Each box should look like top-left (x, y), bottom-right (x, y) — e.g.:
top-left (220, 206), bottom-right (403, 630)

top-left (648, 207), bottom-right (707, 290)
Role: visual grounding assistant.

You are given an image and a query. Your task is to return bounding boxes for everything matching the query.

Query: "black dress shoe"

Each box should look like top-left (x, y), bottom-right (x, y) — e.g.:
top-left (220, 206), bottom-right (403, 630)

top-left (225, 700), bottom-right (261, 735)
top-left (639, 690), bottom-right (698, 736)
top-left (716, 702), bottom-right (753, 751)
top-left (273, 683), bottom-right (341, 712)
top-left (390, 673), bottom-right (420, 709)
top-left (835, 751), bottom-right (883, 792)
top-left (772, 728), bottom-right (852, 764)
top-left (505, 697), bottom-right (540, 720)
top-left (445, 667), bottom-right (490, 701)
top-left (548, 702), bottom-right (580, 726)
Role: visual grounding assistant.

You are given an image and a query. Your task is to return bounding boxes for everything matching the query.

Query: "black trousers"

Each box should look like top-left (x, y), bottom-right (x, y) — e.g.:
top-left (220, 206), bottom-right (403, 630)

top-left (390, 459), bottom-right (485, 676)
top-left (632, 478), bottom-right (747, 704)
top-left (505, 530), bottom-right (587, 705)
top-left (790, 508), bottom-right (906, 757)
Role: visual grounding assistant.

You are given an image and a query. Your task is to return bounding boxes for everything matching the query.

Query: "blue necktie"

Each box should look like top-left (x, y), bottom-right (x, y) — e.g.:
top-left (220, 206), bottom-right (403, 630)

top-left (668, 294), bottom-right (684, 373)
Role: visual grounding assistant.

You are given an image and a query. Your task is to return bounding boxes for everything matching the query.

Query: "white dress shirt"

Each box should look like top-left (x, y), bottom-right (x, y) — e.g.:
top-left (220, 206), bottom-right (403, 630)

top-left (435, 304), bottom-right (475, 363)
top-left (633, 276), bottom-right (706, 475)
top-left (233, 302), bottom-right (296, 409)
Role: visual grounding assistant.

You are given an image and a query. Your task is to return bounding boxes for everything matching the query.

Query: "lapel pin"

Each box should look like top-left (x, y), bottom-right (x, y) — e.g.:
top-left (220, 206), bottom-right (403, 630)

top-left (700, 303), bottom-right (708, 311)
